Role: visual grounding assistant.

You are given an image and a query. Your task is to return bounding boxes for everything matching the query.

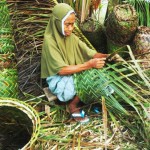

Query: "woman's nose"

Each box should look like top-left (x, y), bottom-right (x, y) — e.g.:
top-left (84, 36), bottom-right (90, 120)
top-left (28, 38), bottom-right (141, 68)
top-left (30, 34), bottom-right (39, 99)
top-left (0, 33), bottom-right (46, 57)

top-left (68, 24), bottom-right (74, 31)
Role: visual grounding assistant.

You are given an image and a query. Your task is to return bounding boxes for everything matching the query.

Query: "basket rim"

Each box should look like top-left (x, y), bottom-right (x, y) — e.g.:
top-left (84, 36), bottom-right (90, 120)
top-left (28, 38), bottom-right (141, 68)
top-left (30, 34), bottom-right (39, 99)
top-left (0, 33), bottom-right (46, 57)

top-left (0, 97), bottom-right (41, 150)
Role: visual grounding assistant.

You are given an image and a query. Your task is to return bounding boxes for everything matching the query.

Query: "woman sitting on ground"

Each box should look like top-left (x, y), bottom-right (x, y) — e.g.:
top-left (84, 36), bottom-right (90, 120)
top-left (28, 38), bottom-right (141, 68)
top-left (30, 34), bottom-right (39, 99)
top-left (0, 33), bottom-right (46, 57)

top-left (41, 3), bottom-right (109, 123)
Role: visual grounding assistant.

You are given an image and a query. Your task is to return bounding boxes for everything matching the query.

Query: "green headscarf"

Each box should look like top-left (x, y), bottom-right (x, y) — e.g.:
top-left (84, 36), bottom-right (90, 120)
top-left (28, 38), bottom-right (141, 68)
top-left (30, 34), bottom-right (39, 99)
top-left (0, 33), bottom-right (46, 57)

top-left (41, 3), bottom-right (97, 78)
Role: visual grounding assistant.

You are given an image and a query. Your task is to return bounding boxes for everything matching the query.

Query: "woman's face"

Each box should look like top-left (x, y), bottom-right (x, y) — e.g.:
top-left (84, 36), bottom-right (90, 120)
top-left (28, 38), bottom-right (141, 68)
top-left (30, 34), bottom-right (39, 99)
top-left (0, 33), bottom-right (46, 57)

top-left (64, 13), bottom-right (76, 36)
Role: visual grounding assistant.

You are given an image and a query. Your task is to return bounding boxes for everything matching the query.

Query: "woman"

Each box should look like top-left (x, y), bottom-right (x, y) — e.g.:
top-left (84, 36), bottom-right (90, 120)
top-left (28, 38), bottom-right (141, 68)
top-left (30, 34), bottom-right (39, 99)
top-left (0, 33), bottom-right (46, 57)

top-left (41, 3), bottom-right (109, 123)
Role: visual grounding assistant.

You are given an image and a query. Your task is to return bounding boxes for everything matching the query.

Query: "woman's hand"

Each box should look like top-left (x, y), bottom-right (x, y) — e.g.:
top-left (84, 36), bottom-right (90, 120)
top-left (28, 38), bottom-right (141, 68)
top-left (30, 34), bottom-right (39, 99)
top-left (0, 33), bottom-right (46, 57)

top-left (58, 58), bottom-right (106, 75)
top-left (93, 53), bottom-right (109, 59)
top-left (87, 58), bottom-right (106, 69)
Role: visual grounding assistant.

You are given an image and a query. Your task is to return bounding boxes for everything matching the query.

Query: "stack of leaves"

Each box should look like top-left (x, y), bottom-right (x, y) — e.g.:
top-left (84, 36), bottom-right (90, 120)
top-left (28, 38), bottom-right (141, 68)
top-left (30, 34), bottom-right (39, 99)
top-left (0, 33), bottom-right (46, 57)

top-left (133, 26), bottom-right (150, 69)
top-left (0, 0), bottom-right (18, 98)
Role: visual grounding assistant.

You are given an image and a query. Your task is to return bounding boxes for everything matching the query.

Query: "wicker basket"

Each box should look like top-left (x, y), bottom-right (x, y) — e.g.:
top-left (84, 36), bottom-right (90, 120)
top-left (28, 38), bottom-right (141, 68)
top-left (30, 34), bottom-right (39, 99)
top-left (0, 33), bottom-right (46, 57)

top-left (0, 69), bottom-right (18, 98)
top-left (133, 26), bottom-right (150, 69)
top-left (106, 4), bottom-right (138, 45)
top-left (0, 98), bottom-right (41, 150)
top-left (133, 26), bottom-right (150, 53)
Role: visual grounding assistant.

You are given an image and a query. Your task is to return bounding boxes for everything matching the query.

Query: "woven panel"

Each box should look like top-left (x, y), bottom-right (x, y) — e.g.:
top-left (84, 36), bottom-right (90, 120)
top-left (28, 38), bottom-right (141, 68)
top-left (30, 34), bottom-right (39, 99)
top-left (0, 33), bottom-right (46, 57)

top-left (74, 68), bottom-right (114, 102)
top-left (0, 0), bottom-right (11, 28)
top-left (0, 69), bottom-right (18, 98)
top-left (106, 4), bottom-right (138, 45)
top-left (0, 53), bottom-right (15, 69)
top-left (134, 26), bottom-right (150, 53)
top-left (73, 67), bottom-right (132, 114)
top-left (0, 28), bottom-right (14, 54)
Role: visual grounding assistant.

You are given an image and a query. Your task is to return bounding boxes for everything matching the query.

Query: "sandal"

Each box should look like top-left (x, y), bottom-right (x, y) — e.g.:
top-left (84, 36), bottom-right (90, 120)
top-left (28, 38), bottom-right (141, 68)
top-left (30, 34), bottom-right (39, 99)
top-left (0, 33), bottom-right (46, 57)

top-left (71, 110), bottom-right (89, 124)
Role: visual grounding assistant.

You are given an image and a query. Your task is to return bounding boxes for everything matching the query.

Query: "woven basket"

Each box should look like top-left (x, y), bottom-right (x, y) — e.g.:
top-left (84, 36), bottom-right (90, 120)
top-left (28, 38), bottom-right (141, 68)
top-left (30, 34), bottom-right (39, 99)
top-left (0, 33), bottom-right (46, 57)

top-left (80, 20), bottom-right (106, 52)
top-left (0, 69), bottom-right (18, 98)
top-left (133, 26), bottom-right (150, 69)
top-left (106, 4), bottom-right (138, 45)
top-left (0, 98), bottom-right (41, 150)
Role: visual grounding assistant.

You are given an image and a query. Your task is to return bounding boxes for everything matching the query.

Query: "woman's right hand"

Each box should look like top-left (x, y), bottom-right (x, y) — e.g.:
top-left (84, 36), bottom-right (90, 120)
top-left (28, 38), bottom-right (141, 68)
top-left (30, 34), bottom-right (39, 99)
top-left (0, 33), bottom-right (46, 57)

top-left (87, 58), bottom-right (106, 69)
top-left (58, 58), bottom-right (106, 75)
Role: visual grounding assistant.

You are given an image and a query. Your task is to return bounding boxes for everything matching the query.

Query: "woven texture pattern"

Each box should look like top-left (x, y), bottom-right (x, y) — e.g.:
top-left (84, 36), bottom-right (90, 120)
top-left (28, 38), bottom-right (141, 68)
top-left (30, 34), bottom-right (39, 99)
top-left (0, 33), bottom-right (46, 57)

top-left (0, 69), bottom-right (18, 98)
top-left (0, 37), bottom-right (14, 53)
top-left (106, 4), bottom-right (138, 45)
top-left (0, 2), bottom-right (14, 53)
top-left (0, 0), bottom-right (18, 99)
top-left (0, 53), bottom-right (15, 69)
top-left (73, 66), bottom-right (129, 114)
top-left (0, 98), bottom-right (41, 149)
top-left (0, 0), bottom-right (11, 28)
top-left (133, 26), bottom-right (150, 69)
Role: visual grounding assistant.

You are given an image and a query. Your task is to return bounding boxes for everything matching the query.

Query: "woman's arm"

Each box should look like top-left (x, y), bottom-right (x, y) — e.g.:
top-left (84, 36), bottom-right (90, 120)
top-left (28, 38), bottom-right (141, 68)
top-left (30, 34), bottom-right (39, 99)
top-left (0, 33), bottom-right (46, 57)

top-left (58, 58), bottom-right (106, 75)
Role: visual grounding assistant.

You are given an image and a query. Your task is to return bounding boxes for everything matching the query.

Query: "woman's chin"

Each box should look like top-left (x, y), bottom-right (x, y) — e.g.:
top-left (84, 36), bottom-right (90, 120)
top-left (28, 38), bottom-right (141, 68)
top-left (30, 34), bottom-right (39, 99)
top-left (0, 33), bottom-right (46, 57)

top-left (65, 32), bottom-right (72, 36)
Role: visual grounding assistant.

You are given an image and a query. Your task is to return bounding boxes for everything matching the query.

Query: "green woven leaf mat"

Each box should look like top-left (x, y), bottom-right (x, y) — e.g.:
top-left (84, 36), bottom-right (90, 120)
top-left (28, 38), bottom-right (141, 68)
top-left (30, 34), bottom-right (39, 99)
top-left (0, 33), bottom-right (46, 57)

top-left (0, 69), bottom-right (19, 98)
top-left (73, 65), bottom-right (149, 115)
top-left (0, 0), bottom-right (11, 28)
